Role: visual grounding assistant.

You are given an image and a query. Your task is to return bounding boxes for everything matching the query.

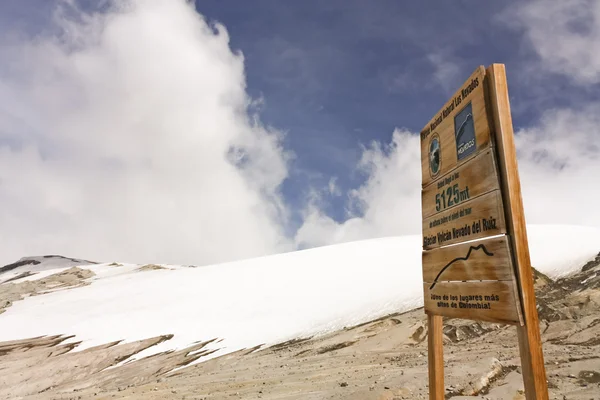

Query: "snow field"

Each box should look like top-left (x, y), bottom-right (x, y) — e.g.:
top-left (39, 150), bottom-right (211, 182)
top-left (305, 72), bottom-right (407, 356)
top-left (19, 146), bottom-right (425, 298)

top-left (0, 224), bottom-right (598, 363)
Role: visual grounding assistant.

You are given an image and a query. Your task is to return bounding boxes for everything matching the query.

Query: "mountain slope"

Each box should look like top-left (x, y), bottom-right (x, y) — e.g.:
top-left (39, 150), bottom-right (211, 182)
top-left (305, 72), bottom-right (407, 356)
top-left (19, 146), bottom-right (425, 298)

top-left (2, 251), bottom-right (600, 399)
top-left (0, 224), bottom-right (599, 365)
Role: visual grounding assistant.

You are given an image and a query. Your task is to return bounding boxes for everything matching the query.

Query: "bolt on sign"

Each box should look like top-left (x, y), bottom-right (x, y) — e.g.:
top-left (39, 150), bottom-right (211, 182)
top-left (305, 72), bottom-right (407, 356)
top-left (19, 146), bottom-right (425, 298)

top-left (419, 64), bottom-right (549, 400)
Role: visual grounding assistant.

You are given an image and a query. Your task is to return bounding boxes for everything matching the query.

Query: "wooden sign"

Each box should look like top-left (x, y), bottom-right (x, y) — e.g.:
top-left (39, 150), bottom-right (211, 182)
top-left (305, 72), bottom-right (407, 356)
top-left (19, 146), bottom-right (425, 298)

top-left (420, 67), bottom-right (518, 322)
top-left (419, 64), bottom-right (549, 399)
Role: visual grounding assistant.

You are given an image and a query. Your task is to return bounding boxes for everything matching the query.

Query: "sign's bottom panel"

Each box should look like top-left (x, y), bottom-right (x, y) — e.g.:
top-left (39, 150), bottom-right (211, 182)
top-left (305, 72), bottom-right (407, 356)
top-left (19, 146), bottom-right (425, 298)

top-left (423, 280), bottom-right (522, 324)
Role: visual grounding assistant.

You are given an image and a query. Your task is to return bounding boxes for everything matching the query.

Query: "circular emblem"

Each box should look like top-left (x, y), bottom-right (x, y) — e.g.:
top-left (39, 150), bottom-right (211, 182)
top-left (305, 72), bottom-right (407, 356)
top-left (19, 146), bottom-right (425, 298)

top-left (429, 133), bottom-right (441, 178)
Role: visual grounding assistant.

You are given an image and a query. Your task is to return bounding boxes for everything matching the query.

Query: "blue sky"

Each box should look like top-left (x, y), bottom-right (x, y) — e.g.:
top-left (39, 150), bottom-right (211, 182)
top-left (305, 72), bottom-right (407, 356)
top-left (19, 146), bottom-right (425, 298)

top-left (0, 0), bottom-right (599, 265)
top-left (194, 0), bottom-right (599, 224)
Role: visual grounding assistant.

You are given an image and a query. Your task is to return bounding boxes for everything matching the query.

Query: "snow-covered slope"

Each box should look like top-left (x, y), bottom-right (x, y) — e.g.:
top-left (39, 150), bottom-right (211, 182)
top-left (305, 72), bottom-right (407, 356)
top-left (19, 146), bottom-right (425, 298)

top-left (527, 224), bottom-right (600, 278)
top-left (0, 224), bottom-right (598, 363)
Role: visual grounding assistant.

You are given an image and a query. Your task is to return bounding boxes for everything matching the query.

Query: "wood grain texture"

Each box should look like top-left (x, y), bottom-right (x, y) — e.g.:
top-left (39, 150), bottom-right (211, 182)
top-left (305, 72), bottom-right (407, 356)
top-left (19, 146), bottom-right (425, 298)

top-left (422, 190), bottom-right (506, 250)
top-left (420, 66), bottom-right (493, 188)
top-left (427, 314), bottom-right (444, 400)
top-left (421, 149), bottom-right (500, 219)
top-left (422, 236), bottom-right (514, 284)
top-left (423, 280), bottom-right (521, 324)
top-left (486, 64), bottom-right (549, 399)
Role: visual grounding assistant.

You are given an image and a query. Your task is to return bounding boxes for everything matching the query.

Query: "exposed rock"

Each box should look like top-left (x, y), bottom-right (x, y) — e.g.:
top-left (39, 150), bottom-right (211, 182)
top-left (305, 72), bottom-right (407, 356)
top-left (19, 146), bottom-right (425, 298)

top-left (409, 322), bottom-right (427, 343)
top-left (578, 370), bottom-right (600, 384)
top-left (442, 321), bottom-right (503, 343)
top-left (581, 252), bottom-right (600, 272)
top-left (1, 271), bottom-right (38, 284)
top-left (0, 259), bottom-right (41, 274)
top-left (316, 341), bottom-right (356, 354)
top-left (137, 264), bottom-right (169, 272)
top-left (0, 267), bottom-right (94, 314)
top-left (0, 255), bottom-right (97, 275)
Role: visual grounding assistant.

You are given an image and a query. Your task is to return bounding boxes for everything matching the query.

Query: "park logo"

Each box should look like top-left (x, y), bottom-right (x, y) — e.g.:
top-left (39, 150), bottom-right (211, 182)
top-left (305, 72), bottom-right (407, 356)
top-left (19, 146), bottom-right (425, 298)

top-left (428, 133), bottom-right (441, 178)
top-left (454, 102), bottom-right (476, 161)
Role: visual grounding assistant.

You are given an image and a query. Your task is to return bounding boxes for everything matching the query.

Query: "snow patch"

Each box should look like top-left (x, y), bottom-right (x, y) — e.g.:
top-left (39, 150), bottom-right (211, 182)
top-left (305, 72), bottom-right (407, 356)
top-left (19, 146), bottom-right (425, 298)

top-left (527, 224), bottom-right (600, 278)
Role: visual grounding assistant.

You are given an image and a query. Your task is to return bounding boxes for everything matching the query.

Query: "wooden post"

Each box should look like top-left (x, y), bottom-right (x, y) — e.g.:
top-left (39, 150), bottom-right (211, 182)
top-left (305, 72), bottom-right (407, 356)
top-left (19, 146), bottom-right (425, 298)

top-left (486, 64), bottom-right (549, 399)
top-left (427, 314), bottom-right (444, 400)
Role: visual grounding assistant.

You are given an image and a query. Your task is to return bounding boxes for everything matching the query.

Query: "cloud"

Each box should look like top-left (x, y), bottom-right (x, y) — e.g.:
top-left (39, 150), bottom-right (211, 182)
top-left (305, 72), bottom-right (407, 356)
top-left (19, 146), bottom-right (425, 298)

top-left (503, 0), bottom-right (600, 85)
top-left (427, 52), bottom-right (461, 93)
top-left (0, 0), bottom-right (293, 265)
top-left (295, 129), bottom-right (421, 248)
top-left (515, 106), bottom-right (600, 227)
top-left (327, 177), bottom-right (341, 197)
top-left (504, 0), bottom-right (600, 227)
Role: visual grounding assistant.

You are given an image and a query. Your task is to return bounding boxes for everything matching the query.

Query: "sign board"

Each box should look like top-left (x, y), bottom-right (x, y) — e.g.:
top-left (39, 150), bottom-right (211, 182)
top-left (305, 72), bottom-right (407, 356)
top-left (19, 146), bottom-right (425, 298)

top-left (420, 67), bottom-right (520, 324)
top-left (419, 64), bottom-right (548, 399)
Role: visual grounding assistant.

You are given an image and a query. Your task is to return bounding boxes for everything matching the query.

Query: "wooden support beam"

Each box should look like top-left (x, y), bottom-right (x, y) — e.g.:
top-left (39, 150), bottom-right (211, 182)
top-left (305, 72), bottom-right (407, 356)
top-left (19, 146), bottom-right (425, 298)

top-left (485, 63), bottom-right (549, 400)
top-left (427, 314), bottom-right (444, 400)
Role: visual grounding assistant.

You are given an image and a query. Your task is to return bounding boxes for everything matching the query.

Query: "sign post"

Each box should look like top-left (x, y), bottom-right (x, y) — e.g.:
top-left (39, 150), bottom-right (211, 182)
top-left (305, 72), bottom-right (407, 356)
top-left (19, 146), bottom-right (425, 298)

top-left (419, 64), bottom-right (548, 399)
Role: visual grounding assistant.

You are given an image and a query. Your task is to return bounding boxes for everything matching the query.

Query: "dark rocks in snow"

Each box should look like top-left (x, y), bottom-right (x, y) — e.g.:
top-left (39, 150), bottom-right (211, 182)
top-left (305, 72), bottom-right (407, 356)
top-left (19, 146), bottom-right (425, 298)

top-left (0, 255), bottom-right (97, 275)
top-left (581, 252), bottom-right (600, 272)
top-left (2, 271), bottom-right (38, 284)
top-left (0, 259), bottom-right (41, 274)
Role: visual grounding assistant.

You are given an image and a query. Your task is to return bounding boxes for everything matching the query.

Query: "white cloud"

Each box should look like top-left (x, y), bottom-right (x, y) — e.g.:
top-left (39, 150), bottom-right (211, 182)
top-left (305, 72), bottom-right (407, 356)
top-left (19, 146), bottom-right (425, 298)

top-left (427, 52), bottom-right (461, 93)
top-left (505, 0), bottom-right (600, 85)
top-left (515, 106), bottom-right (600, 228)
top-left (0, 0), bottom-right (293, 265)
top-left (505, 0), bottom-right (600, 227)
top-left (327, 177), bottom-right (341, 197)
top-left (295, 129), bottom-right (421, 248)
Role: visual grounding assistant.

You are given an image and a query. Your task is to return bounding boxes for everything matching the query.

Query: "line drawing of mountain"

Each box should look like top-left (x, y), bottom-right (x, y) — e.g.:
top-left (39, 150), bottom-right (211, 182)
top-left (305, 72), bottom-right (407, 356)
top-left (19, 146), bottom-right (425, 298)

top-left (429, 244), bottom-right (494, 290)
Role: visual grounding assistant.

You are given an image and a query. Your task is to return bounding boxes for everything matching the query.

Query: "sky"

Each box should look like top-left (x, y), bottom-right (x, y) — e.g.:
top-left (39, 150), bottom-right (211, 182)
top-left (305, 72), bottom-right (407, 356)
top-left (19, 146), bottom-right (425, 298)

top-left (0, 0), bottom-right (599, 266)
